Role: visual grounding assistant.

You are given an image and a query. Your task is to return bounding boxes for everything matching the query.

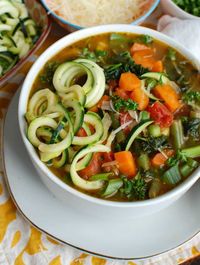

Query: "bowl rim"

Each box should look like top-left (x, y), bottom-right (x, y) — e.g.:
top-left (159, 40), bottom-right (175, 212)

top-left (0, 1), bottom-right (52, 87)
top-left (161, 0), bottom-right (200, 20)
top-left (18, 24), bottom-right (200, 208)
top-left (40, 0), bottom-right (160, 29)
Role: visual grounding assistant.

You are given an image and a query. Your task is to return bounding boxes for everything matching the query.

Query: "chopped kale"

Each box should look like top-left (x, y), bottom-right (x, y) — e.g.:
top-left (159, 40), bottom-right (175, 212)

top-left (182, 116), bottom-right (200, 140)
top-left (139, 136), bottom-right (170, 154)
top-left (104, 51), bottom-right (149, 82)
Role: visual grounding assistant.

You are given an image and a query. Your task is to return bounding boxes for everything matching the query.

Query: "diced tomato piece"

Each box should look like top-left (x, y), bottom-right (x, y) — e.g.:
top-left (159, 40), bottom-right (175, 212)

top-left (76, 127), bottom-right (87, 137)
top-left (119, 112), bottom-right (133, 134)
top-left (103, 151), bottom-right (114, 162)
top-left (79, 153), bottom-right (102, 180)
top-left (115, 88), bottom-right (129, 99)
top-left (147, 102), bottom-right (173, 128)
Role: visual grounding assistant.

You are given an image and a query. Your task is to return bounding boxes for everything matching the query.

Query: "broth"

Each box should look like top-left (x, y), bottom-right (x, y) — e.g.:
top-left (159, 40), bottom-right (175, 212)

top-left (27, 32), bottom-right (200, 201)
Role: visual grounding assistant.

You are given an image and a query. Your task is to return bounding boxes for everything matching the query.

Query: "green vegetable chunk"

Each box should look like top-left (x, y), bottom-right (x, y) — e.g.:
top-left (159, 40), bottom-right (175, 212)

top-left (102, 179), bottom-right (123, 198)
top-left (162, 164), bottom-right (181, 185)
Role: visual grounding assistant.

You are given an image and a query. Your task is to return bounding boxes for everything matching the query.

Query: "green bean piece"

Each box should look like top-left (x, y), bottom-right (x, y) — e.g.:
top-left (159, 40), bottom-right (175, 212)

top-left (182, 145), bottom-right (200, 158)
top-left (171, 120), bottom-right (184, 150)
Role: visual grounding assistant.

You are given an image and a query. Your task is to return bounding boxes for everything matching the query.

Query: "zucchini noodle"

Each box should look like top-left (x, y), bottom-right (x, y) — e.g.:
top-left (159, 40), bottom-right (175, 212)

top-left (26, 59), bottom-right (110, 191)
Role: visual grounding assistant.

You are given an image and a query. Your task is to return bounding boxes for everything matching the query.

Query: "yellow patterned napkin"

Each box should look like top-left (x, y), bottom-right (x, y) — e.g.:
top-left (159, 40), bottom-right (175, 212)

top-left (0, 23), bottom-right (200, 265)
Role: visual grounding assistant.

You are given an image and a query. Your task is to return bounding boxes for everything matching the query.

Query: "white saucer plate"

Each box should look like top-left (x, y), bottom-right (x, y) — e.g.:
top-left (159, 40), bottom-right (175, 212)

top-left (3, 91), bottom-right (200, 260)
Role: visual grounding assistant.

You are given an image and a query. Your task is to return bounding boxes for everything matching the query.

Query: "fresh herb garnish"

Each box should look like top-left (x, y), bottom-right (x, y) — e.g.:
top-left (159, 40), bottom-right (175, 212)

top-left (120, 176), bottom-right (147, 200)
top-left (111, 95), bottom-right (138, 111)
top-left (167, 150), bottom-right (187, 167)
top-left (40, 62), bottom-right (59, 84)
top-left (137, 34), bottom-right (153, 44)
top-left (104, 51), bottom-right (149, 82)
top-left (80, 47), bottom-right (108, 63)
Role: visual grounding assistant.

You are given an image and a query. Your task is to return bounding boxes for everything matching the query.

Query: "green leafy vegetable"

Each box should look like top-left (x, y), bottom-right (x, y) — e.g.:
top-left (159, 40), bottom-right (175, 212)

top-left (167, 150), bottom-right (187, 167)
top-left (111, 95), bottom-right (138, 111)
top-left (80, 48), bottom-right (108, 63)
top-left (138, 136), bottom-right (170, 154)
top-left (40, 62), bottom-right (59, 84)
top-left (120, 176), bottom-right (147, 200)
top-left (182, 117), bottom-right (200, 140)
top-left (102, 178), bottom-right (123, 197)
top-left (104, 51), bottom-right (149, 81)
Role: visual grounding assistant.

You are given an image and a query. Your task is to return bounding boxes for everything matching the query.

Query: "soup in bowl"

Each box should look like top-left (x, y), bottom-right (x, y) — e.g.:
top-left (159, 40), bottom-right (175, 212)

top-left (19, 25), bottom-right (200, 217)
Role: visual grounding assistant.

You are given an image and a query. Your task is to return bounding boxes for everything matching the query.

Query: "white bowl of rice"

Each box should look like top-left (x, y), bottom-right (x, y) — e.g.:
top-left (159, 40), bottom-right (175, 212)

top-left (41, 0), bottom-right (160, 31)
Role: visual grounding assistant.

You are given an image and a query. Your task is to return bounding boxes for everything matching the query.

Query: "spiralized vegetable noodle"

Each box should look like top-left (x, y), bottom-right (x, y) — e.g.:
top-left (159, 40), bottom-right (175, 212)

top-left (45, 0), bottom-right (153, 27)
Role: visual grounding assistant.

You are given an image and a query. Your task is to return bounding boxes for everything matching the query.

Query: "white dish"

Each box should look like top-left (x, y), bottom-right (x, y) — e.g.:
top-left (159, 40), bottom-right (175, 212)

top-left (18, 24), bottom-right (200, 218)
top-left (161, 0), bottom-right (200, 20)
top-left (3, 91), bottom-right (200, 260)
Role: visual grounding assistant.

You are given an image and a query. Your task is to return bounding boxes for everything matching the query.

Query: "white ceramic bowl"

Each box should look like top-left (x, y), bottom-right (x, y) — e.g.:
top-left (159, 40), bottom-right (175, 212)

top-left (18, 25), bottom-right (200, 219)
top-left (161, 0), bottom-right (200, 20)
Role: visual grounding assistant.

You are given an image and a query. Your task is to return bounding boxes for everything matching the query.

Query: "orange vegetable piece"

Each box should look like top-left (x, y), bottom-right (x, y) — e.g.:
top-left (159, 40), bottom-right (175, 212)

top-left (119, 72), bottom-right (141, 91)
top-left (114, 151), bottom-right (137, 178)
top-left (130, 87), bottom-right (149, 110)
top-left (152, 60), bottom-right (163, 72)
top-left (151, 149), bottom-right (174, 167)
top-left (130, 43), bottom-right (150, 54)
top-left (132, 49), bottom-right (155, 69)
top-left (153, 84), bottom-right (181, 112)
